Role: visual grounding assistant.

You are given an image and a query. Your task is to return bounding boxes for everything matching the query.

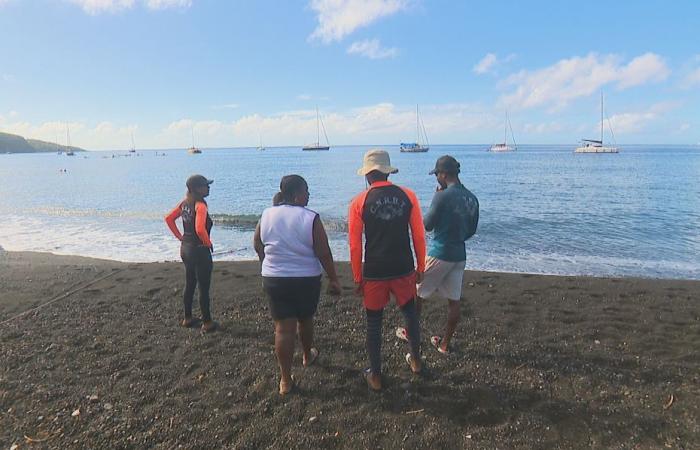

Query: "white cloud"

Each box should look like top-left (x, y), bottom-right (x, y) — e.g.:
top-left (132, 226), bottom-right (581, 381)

top-left (473, 53), bottom-right (515, 75)
top-left (682, 67), bottom-right (700, 88)
top-left (297, 94), bottom-right (312, 101)
top-left (604, 102), bottom-right (678, 134)
top-left (347, 39), bottom-right (398, 59)
top-left (0, 115), bottom-right (139, 150)
top-left (500, 52), bottom-right (670, 111)
top-left (473, 53), bottom-right (497, 74)
top-left (522, 121), bottom-right (564, 134)
top-left (67, 0), bottom-right (136, 14)
top-left (309, 0), bottom-right (408, 43)
top-left (212, 103), bottom-right (240, 110)
top-left (156, 103), bottom-right (494, 147)
top-left (66, 0), bottom-right (190, 14)
top-left (145, 0), bottom-right (191, 10)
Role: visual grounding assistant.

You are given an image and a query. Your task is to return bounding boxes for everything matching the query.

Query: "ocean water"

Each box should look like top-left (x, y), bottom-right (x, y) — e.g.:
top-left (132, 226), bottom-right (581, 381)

top-left (1, 145), bottom-right (699, 279)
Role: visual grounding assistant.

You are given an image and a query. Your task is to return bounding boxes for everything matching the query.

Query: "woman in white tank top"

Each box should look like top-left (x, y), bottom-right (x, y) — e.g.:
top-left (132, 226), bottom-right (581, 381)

top-left (253, 175), bottom-right (341, 395)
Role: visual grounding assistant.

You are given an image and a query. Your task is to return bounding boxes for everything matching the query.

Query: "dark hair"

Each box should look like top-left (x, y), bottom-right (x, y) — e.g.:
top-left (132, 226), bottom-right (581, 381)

top-left (276, 174), bottom-right (308, 205)
top-left (365, 170), bottom-right (389, 184)
top-left (272, 192), bottom-right (284, 206)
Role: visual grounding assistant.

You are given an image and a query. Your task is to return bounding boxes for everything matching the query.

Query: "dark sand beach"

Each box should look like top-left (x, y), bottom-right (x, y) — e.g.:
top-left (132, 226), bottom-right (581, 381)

top-left (1, 251), bottom-right (699, 449)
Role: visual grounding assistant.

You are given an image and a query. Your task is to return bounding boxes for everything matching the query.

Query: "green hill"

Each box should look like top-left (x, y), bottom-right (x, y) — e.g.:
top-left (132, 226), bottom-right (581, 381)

top-left (0, 131), bottom-right (85, 153)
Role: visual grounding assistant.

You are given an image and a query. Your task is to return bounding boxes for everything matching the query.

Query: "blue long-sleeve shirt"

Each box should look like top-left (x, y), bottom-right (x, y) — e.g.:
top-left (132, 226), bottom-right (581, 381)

top-left (424, 183), bottom-right (479, 262)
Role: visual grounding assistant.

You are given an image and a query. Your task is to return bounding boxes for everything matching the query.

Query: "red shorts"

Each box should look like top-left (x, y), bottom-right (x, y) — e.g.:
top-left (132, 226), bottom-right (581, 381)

top-left (362, 272), bottom-right (417, 311)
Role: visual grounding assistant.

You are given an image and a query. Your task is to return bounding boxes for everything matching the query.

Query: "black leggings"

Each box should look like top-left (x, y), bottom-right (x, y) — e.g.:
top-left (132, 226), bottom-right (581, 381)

top-left (366, 299), bottom-right (420, 375)
top-left (180, 243), bottom-right (213, 321)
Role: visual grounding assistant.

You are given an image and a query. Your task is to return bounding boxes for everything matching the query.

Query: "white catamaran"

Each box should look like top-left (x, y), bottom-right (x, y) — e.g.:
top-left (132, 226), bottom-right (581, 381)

top-left (302, 107), bottom-right (330, 151)
top-left (129, 132), bottom-right (136, 153)
top-left (400, 105), bottom-right (429, 153)
top-left (65, 124), bottom-right (74, 156)
top-left (187, 127), bottom-right (201, 154)
top-left (575, 92), bottom-right (619, 153)
top-left (489, 111), bottom-right (517, 152)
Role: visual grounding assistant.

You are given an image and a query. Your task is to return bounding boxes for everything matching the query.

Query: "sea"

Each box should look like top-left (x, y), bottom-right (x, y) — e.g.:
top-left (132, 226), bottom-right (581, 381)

top-left (1, 145), bottom-right (699, 280)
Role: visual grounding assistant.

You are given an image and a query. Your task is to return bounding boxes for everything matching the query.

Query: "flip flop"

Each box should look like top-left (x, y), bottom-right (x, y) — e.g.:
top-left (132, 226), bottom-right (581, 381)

top-left (405, 353), bottom-right (422, 375)
top-left (430, 336), bottom-right (450, 355)
top-left (363, 368), bottom-right (382, 392)
top-left (303, 348), bottom-right (319, 367)
top-left (279, 375), bottom-right (296, 396)
top-left (395, 327), bottom-right (408, 342)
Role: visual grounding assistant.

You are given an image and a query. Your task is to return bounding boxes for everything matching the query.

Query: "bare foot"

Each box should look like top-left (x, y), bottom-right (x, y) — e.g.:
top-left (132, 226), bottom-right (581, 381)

top-left (279, 377), bottom-right (294, 395)
top-left (180, 317), bottom-right (194, 327)
top-left (364, 369), bottom-right (382, 391)
top-left (303, 348), bottom-right (319, 367)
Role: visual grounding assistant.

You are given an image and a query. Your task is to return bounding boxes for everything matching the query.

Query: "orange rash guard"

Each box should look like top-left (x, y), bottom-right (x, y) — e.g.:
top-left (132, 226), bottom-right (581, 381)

top-left (164, 201), bottom-right (213, 248)
top-left (348, 180), bottom-right (426, 284)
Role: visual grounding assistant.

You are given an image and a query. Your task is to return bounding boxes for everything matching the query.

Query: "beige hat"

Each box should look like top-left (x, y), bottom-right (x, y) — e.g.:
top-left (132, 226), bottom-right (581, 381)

top-left (357, 148), bottom-right (398, 176)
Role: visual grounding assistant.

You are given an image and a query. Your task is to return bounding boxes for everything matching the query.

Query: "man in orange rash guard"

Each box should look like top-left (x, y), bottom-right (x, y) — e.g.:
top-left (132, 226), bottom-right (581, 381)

top-left (165, 174), bottom-right (216, 333)
top-left (348, 149), bottom-right (426, 391)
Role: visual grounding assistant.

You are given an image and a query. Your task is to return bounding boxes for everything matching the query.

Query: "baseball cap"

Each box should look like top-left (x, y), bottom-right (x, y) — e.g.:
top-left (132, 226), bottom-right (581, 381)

top-left (429, 155), bottom-right (460, 175)
top-left (186, 174), bottom-right (214, 190)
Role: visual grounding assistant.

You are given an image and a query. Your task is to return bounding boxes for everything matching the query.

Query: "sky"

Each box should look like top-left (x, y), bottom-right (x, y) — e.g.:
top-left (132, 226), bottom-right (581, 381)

top-left (0, 0), bottom-right (699, 150)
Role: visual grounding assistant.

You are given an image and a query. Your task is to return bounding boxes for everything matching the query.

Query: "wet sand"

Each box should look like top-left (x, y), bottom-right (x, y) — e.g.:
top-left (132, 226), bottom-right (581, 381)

top-left (1, 251), bottom-right (699, 449)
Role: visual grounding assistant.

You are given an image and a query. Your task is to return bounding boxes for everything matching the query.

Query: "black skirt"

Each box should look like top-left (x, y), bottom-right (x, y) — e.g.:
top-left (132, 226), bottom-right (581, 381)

top-left (262, 276), bottom-right (322, 320)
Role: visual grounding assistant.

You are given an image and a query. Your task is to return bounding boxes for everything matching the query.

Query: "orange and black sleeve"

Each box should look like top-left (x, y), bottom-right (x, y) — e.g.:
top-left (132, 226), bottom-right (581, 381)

top-left (165, 203), bottom-right (183, 241)
top-left (348, 191), bottom-right (368, 284)
top-left (195, 202), bottom-right (213, 248)
top-left (402, 188), bottom-right (427, 273)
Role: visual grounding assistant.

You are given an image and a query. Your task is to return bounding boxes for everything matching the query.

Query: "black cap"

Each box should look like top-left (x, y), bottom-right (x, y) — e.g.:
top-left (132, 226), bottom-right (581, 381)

top-left (429, 155), bottom-right (460, 175)
top-left (186, 174), bottom-right (214, 190)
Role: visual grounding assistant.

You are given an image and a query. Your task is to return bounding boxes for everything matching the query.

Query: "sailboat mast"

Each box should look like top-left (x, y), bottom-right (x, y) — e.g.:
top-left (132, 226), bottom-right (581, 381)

top-left (504, 111), bottom-right (508, 145)
top-left (316, 107), bottom-right (320, 145)
top-left (600, 92), bottom-right (604, 145)
top-left (416, 104), bottom-right (420, 144)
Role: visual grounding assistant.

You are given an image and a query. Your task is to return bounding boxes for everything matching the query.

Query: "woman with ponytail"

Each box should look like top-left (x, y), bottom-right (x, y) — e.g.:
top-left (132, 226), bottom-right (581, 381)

top-left (165, 174), bottom-right (217, 333)
top-left (254, 174), bottom-right (341, 395)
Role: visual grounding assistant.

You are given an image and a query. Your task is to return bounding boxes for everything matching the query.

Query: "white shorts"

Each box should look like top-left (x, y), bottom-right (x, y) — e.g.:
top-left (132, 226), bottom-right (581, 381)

top-left (417, 257), bottom-right (465, 301)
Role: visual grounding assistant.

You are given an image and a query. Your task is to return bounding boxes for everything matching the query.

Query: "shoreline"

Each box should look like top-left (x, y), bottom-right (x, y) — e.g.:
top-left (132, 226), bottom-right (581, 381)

top-left (3, 249), bottom-right (699, 283)
top-left (1, 251), bottom-right (699, 448)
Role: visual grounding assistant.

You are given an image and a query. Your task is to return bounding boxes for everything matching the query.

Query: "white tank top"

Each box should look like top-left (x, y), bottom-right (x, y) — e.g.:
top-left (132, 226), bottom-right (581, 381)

top-left (260, 205), bottom-right (323, 277)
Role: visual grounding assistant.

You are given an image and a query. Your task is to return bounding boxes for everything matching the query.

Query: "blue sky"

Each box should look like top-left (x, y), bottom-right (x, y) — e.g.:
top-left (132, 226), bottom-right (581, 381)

top-left (1, 0), bottom-right (699, 149)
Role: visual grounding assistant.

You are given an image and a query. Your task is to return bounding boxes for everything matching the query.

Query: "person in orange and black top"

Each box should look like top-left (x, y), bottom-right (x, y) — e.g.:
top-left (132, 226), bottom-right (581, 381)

top-left (348, 149), bottom-right (426, 391)
top-left (165, 174), bottom-right (217, 333)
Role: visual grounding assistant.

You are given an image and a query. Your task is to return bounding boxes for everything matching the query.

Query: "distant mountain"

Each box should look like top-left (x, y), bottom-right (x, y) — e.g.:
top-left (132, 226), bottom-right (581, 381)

top-left (0, 131), bottom-right (85, 153)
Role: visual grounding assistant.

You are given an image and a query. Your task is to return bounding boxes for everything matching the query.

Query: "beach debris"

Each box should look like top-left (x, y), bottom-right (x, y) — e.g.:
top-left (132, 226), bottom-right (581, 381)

top-left (405, 409), bottom-right (424, 415)
top-left (196, 373), bottom-right (206, 382)
top-left (309, 416), bottom-right (319, 424)
top-left (227, 391), bottom-right (233, 397)
top-left (466, 434), bottom-right (472, 439)
top-left (71, 409), bottom-right (80, 417)
top-left (594, 340), bottom-right (601, 345)
top-left (468, 282), bottom-right (475, 287)
top-left (88, 394), bottom-right (99, 403)
top-left (24, 433), bottom-right (52, 443)
top-left (10, 444), bottom-right (19, 450)
top-left (663, 394), bottom-right (674, 410)
top-left (103, 403), bottom-right (113, 411)
top-left (515, 363), bottom-right (527, 370)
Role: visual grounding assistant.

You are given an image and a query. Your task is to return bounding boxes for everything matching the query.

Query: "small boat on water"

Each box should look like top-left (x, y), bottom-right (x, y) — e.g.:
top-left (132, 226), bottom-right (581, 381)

top-left (65, 125), bottom-right (74, 156)
top-left (575, 92), bottom-right (619, 154)
top-left (400, 105), bottom-right (429, 153)
top-left (302, 107), bottom-right (330, 151)
top-left (187, 127), bottom-right (201, 154)
top-left (489, 111), bottom-right (517, 152)
top-left (129, 132), bottom-right (136, 153)
top-left (257, 132), bottom-right (266, 151)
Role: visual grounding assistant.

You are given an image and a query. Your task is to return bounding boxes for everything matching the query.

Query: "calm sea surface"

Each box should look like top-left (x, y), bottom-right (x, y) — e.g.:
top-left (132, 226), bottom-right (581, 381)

top-left (1, 145), bottom-right (699, 279)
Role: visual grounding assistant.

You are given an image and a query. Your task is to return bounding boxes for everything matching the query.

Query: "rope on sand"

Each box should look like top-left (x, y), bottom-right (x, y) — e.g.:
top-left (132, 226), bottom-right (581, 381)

top-left (0, 268), bottom-right (125, 326)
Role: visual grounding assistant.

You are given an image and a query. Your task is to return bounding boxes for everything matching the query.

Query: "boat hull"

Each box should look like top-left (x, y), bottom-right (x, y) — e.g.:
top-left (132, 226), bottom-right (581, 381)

top-left (400, 143), bottom-right (429, 153)
top-left (574, 146), bottom-right (618, 153)
top-left (302, 146), bottom-right (330, 151)
top-left (488, 145), bottom-right (515, 152)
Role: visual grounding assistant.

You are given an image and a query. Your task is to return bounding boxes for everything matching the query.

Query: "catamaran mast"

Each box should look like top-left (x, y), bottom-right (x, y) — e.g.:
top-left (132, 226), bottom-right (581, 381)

top-left (600, 92), bottom-right (604, 145)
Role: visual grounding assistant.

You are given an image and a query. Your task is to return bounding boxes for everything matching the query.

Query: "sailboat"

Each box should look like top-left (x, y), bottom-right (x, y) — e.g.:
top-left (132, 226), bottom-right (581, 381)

top-left (400, 105), bottom-right (429, 153)
top-left (302, 107), bottom-right (330, 151)
top-left (575, 92), bottom-right (619, 153)
top-left (187, 127), bottom-right (201, 154)
top-left (257, 132), bottom-right (265, 151)
top-left (129, 132), bottom-right (136, 153)
top-left (488, 111), bottom-right (517, 152)
top-left (65, 125), bottom-right (74, 156)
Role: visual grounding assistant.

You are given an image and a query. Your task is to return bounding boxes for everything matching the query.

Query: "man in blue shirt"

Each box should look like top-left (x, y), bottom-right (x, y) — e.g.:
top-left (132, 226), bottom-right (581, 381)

top-left (397, 155), bottom-right (479, 354)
